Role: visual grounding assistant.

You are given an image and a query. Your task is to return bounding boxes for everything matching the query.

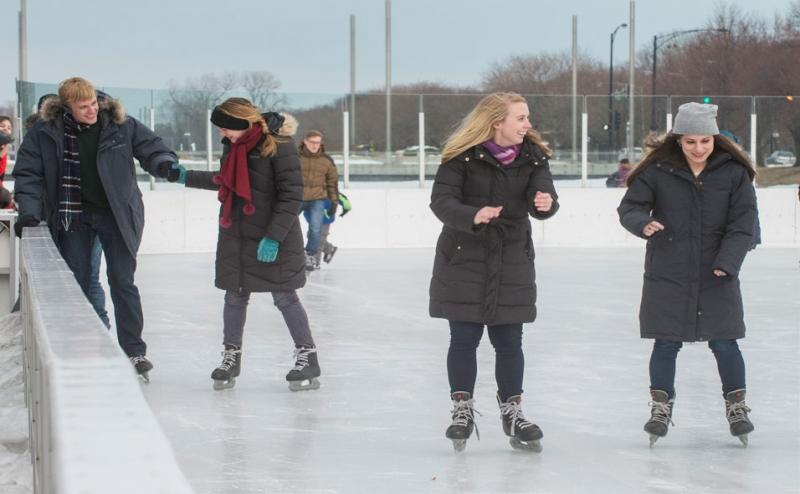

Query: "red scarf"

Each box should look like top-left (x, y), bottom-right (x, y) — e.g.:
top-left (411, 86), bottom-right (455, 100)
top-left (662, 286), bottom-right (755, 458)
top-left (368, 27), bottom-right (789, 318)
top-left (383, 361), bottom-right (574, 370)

top-left (212, 125), bottom-right (261, 228)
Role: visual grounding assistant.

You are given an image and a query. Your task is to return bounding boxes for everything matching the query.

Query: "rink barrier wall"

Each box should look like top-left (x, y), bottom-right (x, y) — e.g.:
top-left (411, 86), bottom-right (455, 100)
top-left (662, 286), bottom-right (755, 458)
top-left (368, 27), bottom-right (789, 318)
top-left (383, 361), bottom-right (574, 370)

top-left (138, 187), bottom-right (800, 254)
top-left (19, 227), bottom-right (194, 494)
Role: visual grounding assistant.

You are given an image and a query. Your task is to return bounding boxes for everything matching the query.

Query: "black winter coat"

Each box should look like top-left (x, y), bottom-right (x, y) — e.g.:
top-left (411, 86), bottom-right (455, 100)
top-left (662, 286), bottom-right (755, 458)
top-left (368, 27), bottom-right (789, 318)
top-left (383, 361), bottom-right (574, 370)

top-left (185, 131), bottom-right (306, 293)
top-left (13, 95), bottom-right (177, 255)
top-left (618, 153), bottom-right (756, 342)
top-left (429, 140), bottom-right (559, 325)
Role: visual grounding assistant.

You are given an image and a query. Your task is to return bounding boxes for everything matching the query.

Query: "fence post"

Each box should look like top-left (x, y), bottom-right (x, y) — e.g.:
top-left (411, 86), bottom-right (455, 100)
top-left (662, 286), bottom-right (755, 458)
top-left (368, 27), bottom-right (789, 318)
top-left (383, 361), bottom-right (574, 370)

top-left (206, 109), bottom-right (213, 171)
top-left (343, 111), bottom-right (350, 189)
top-left (418, 95), bottom-right (425, 188)
top-left (149, 108), bottom-right (155, 190)
top-left (581, 96), bottom-right (588, 187)
top-left (750, 97), bottom-right (757, 168)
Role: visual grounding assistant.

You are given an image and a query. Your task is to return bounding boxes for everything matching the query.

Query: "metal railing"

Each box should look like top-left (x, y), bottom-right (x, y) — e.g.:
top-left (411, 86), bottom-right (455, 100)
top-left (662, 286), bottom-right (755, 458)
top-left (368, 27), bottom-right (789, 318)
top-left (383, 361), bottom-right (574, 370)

top-left (14, 82), bottom-right (799, 187)
top-left (19, 226), bottom-right (194, 494)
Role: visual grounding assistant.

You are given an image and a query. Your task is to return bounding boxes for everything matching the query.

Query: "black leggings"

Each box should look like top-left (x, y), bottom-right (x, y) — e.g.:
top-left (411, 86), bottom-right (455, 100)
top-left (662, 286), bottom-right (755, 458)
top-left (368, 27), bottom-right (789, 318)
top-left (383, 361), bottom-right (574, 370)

top-left (447, 321), bottom-right (524, 401)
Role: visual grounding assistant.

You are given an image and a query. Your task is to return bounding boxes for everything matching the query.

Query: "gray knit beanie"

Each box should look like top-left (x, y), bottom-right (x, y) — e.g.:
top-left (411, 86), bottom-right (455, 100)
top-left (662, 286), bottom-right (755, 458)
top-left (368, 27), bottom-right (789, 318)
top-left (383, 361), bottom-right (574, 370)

top-left (672, 102), bottom-right (719, 136)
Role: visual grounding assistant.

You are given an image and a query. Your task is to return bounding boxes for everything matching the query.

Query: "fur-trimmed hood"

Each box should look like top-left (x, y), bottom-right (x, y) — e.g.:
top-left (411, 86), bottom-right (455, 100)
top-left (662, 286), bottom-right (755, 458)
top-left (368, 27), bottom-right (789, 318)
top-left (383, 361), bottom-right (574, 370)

top-left (40, 91), bottom-right (127, 125)
top-left (261, 111), bottom-right (297, 137)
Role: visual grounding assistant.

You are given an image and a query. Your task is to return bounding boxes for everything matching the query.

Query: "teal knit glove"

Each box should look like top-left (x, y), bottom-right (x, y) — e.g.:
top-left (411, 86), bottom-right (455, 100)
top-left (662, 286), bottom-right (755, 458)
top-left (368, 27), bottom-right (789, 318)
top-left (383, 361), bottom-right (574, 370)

top-left (257, 237), bottom-right (279, 263)
top-left (170, 163), bottom-right (187, 184)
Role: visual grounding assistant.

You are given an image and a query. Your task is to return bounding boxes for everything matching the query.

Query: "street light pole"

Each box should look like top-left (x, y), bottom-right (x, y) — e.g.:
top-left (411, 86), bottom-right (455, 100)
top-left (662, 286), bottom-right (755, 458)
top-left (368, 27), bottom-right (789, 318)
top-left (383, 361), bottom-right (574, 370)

top-left (650, 28), bottom-right (728, 129)
top-left (608, 23), bottom-right (627, 150)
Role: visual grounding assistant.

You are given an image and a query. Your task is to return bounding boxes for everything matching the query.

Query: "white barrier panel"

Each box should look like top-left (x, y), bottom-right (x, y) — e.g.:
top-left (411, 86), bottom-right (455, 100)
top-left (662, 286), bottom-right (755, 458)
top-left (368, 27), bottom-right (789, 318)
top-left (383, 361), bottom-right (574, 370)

top-left (139, 187), bottom-right (800, 253)
top-left (20, 227), bottom-right (194, 494)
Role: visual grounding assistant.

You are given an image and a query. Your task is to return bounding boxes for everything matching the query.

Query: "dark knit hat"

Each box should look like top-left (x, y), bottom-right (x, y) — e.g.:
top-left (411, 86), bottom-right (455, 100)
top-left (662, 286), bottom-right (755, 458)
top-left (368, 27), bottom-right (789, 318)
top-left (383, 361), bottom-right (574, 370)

top-left (672, 102), bottom-right (719, 136)
top-left (210, 106), bottom-right (250, 130)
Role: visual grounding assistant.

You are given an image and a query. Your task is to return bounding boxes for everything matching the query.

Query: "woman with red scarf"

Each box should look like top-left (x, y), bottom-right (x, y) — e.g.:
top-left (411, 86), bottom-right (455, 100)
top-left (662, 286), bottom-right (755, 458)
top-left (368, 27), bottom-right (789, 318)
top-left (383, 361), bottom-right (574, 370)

top-left (177, 97), bottom-right (321, 392)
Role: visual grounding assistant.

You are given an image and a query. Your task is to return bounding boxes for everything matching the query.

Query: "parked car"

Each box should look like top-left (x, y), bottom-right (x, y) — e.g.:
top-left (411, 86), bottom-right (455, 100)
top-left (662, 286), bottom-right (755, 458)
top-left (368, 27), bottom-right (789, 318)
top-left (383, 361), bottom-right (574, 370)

top-left (398, 145), bottom-right (440, 157)
top-left (764, 150), bottom-right (796, 167)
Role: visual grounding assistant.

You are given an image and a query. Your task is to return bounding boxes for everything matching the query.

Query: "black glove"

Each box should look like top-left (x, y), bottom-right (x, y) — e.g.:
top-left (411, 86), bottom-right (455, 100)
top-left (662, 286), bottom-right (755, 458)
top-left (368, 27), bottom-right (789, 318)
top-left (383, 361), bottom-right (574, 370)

top-left (155, 161), bottom-right (185, 182)
top-left (325, 202), bottom-right (338, 219)
top-left (14, 215), bottom-right (40, 238)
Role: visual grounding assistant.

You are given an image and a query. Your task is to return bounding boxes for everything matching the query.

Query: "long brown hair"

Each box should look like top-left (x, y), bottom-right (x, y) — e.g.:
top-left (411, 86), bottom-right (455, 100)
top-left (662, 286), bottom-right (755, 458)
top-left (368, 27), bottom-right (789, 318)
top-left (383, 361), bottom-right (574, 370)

top-left (441, 92), bottom-right (551, 163)
top-left (215, 97), bottom-right (281, 157)
top-left (626, 133), bottom-right (756, 186)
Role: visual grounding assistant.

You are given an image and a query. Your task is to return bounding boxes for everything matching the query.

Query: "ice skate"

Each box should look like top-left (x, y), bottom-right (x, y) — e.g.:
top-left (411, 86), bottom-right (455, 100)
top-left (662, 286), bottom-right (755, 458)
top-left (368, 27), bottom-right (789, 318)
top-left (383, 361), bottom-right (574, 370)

top-left (305, 254), bottom-right (320, 272)
top-left (644, 390), bottom-right (675, 447)
top-left (211, 344), bottom-right (242, 390)
top-left (286, 347), bottom-right (321, 391)
top-left (725, 389), bottom-right (754, 446)
top-left (497, 394), bottom-right (543, 452)
top-left (445, 391), bottom-right (480, 452)
top-left (323, 244), bottom-right (337, 263)
top-left (130, 355), bottom-right (153, 383)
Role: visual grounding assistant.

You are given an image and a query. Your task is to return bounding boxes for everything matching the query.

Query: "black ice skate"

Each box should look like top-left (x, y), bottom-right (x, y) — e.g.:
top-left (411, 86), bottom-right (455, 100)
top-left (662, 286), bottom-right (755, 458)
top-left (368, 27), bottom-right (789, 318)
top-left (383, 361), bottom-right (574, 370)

top-left (305, 254), bottom-right (320, 272)
top-left (211, 344), bottom-right (242, 390)
top-left (644, 390), bottom-right (675, 447)
top-left (323, 244), bottom-right (338, 263)
top-left (130, 355), bottom-right (153, 383)
top-left (445, 391), bottom-right (480, 452)
top-left (285, 347), bottom-right (321, 391)
top-left (497, 394), bottom-right (543, 452)
top-left (725, 389), bottom-right (754, 446)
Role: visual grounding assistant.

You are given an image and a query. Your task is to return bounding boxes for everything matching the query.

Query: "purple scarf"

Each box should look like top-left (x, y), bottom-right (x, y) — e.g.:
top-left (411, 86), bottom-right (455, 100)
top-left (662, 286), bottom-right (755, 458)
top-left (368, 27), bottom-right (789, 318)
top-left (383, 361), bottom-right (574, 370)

top-left (482, 140), bottom-right (521, 166)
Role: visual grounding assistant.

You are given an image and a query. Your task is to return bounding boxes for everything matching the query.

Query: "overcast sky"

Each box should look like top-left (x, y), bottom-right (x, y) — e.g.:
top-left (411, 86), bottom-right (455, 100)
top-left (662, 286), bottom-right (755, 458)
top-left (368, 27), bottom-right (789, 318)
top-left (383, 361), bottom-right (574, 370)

top-left (0, 0), bottom-right (794, 105)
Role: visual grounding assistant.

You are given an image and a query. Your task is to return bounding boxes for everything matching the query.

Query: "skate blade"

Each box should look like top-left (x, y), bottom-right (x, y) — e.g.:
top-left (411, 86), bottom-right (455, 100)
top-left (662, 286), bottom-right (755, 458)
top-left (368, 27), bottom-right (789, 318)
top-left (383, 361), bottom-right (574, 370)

top-left (288, 378), bottom-right (320, 392)
top-left (213, 378), bottom-right (236, 390)
top-left (737, 434), bottom-right (749, 447)
top-left (509, 438), bottom-right (542, 453)
top-left (649, 434), bottom-right (660, 447)
top-left (138, 372), bottom-right (150, 384)
top-left (451, 439), bottom-right (467, 452)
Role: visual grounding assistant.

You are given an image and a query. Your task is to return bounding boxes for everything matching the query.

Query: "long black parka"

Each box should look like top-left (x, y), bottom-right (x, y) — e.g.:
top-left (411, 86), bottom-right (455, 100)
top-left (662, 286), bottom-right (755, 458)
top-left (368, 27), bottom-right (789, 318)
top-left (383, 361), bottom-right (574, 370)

top-left (429, 139), bottom-right (559, 325)
top-left (185, 116), bottom-right (306, 293)
top-left (618, 153), bottom-right (756, 342)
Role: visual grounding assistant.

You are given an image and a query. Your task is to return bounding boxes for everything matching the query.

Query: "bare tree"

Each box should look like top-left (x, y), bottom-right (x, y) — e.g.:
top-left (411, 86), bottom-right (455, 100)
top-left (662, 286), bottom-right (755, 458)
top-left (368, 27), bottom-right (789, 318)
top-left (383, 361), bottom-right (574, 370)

top-left (241, 71), bottom-right (286, 110)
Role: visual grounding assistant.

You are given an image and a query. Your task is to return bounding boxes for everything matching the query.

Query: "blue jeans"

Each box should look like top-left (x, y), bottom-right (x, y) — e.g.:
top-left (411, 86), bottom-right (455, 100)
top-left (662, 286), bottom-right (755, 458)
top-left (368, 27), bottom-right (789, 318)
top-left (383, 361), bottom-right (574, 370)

top-left (649, 339), bottom-right (746, 397)
top-left (447, 321), bottom-right (525, 401)
top-left (57, 210), bottom-right (145, 357)
top-left (300, 199), bottom-right (325, 255)
top-left (88, 237), bottom-right (109, 328)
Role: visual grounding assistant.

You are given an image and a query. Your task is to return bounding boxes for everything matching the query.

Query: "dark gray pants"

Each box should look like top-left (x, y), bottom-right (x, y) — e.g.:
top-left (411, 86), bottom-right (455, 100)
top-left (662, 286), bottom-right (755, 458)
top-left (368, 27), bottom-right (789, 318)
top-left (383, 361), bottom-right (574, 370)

top-left (222, 290), bottom-right (314, 349)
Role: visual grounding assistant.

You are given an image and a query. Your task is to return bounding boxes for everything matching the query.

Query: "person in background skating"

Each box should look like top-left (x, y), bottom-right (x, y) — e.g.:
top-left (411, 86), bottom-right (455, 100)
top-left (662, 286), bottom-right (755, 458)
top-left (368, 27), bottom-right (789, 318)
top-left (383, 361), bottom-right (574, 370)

top-left (618, 102), bottom-right (757, 446)
top-left (606, 158), bottom-right (632, 188)
top-left (298, 130), bottom-right (338, 271)
top-left (175, 97), bottom-right (321, 391)
top-left (0, 115), bottom-right (13, 184)
top-left (12, 77), bottom-right (181, 381)
top-left (303, 192), bottom-right (352, 265)
top-left (429, 92), bottom-right (559, 452)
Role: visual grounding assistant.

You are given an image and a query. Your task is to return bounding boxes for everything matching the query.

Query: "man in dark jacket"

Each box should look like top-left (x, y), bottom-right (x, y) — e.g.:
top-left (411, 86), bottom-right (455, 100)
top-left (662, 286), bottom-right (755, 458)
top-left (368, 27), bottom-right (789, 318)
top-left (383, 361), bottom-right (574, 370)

top-left (12, 77), bottom-right (182, 380)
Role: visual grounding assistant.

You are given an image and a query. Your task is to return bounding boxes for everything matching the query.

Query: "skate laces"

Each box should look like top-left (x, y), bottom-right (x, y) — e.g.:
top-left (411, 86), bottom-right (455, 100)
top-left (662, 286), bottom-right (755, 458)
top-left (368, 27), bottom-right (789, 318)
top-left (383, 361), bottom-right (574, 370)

top-left (726, 400), bottom-right (751, 424)
top-left (130, 355), bottom-right (148, 365)
top-left (218, 348), bottom-right (240, 371)
top-left (648, 399), bottom-right (675, 426)
top-left (499, 400), bottom-right (535, 434)
top-left (292, 347), bottom-right (316, 371)
top-left (451, 399), bottom-right (481, 439)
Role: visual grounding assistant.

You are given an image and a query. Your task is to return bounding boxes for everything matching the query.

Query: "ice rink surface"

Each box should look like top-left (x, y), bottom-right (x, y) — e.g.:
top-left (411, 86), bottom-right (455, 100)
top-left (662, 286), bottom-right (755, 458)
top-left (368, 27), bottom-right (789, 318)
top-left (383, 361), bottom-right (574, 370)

top-left (134, 247), bottom-right (799, 494)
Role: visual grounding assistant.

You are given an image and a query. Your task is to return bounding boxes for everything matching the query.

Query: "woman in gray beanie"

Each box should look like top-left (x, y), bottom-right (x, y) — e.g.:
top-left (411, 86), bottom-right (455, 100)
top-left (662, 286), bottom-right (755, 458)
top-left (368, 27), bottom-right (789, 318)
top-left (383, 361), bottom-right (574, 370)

top-left (617, 102), bottom-right (757, 447)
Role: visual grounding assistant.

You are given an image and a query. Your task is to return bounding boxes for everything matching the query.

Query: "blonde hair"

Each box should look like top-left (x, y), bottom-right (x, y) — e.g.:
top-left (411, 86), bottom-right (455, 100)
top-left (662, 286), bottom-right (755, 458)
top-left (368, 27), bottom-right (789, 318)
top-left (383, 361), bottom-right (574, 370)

top-left (441, 92), bottom-right (551, 163)
top-left (58, 77), bottom-right (96, 105)
top-left (216, 97), bottom-right (279, 157)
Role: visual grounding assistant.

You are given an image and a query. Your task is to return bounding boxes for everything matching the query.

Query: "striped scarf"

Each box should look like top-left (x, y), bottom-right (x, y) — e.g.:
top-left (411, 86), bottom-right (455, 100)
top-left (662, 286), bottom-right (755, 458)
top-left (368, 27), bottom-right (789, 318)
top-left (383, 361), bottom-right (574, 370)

top-left (482, 140), bottom-right (521, 166)
top-left (60, 112), bottom-right (90, 230)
